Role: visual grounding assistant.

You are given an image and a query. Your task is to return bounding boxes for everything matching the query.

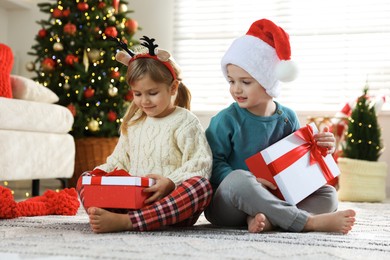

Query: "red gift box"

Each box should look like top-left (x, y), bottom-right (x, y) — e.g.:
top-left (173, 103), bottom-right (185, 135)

top-left (82, 176), bottom-right (156, 209)
top-left (245, 123), bottom-right (340, 205)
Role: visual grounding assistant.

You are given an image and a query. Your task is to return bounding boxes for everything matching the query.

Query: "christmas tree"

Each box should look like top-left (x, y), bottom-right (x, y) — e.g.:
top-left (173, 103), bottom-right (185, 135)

top-left (342, 86), bottom-right (383, 161)
top-left (28, 0), bottom-right (139, 137)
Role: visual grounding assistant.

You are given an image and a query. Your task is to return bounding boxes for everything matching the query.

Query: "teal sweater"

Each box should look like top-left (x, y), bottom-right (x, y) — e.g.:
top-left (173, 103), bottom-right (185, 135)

top-left (205, 102), bottom-right (300, 190)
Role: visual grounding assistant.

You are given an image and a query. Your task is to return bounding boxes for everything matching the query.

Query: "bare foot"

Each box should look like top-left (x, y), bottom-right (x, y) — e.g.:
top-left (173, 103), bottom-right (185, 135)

top-left (304, 209), bottom-right (356, 234)
top-left (87, 207), bottom-right (133, 233)
top-left (247, 213), bottom-right (273, 233)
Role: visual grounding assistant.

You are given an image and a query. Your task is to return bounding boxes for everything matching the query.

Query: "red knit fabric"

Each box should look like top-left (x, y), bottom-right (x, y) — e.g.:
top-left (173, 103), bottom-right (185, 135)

top-left (0, 186), bottom-right (18, 218)
top-left (0, 186), bottom-right (80, 219)
top-left (0, 43), bottom-right (14, 98)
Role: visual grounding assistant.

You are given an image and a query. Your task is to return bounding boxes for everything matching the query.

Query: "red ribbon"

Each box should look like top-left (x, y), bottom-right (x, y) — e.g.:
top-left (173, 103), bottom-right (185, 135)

top-left (90, 167), bottom-right (131, 177)
top-left (267, 124), bottom-right (334, 181)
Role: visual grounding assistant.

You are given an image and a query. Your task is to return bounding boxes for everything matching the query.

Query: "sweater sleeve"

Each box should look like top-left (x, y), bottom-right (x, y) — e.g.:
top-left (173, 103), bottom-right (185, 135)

top-left (167, 118), bottom-right (213, 185)
top-left (94, 133), bottom-right (131, 173)
top-left (205, 112), bottom-right (235, 189)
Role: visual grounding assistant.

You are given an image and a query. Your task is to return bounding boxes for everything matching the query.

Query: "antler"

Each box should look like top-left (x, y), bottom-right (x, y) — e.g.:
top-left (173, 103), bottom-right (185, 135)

top-left (108, 36), bottom-right (135, 57)
top-left (140, 36), bottom-right (158, 56)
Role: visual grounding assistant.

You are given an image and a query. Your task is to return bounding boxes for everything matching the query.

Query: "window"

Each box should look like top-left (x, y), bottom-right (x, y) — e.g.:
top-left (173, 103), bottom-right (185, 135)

top-left (173, 0), bottom-right (390, 112)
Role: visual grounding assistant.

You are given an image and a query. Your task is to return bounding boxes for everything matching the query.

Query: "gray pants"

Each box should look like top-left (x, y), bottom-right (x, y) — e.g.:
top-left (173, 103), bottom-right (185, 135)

top-left (205, 170), bottom-right (338, 232)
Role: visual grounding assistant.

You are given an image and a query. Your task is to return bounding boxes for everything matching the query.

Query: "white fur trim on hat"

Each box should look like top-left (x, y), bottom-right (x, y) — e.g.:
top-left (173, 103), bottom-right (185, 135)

top-left (221, 35), bottom-right (281, 98)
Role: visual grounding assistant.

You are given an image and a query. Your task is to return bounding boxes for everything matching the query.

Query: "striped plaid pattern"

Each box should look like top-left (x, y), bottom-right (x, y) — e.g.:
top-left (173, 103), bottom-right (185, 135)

top-left (76, 171), bottom-right (92, 208)
top-left (129, 176), bottom-right (212, 231)
top-left (76, 175), bottom-right (212, 231)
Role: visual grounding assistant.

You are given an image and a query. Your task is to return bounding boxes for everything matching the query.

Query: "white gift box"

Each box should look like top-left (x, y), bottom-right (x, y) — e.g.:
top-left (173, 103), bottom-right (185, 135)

top-left (245, 123), bottom-right (340, 205)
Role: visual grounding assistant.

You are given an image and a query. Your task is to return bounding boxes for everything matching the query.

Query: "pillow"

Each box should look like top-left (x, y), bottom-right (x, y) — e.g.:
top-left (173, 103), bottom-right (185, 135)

top-left (0, 43), bottom-right (14, 98)
top-left (11, 75), bottom-right (59, 103)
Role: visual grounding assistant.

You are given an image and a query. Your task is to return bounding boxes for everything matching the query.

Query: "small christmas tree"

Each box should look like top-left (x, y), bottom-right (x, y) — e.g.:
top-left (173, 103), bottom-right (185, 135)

top-left (342, 86), bottom-right (383, 161)
top-left (28, 0), bottom-right (139, 137)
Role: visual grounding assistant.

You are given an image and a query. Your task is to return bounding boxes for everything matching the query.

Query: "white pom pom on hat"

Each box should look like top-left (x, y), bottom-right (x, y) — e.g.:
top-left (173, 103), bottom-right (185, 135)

top-left (221, 19), bottom-right (298, 98)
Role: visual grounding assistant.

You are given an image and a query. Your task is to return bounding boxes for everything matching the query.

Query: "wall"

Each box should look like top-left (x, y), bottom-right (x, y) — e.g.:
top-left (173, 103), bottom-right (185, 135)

top-left (2, 0), bottom-right (389, 197)
top-left (0, 9), bottom-right (8, 44)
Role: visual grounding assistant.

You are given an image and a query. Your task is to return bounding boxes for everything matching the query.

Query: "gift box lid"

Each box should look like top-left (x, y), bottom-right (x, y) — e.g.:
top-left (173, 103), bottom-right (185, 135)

top-left (82, 176), bottom-right (155, 187)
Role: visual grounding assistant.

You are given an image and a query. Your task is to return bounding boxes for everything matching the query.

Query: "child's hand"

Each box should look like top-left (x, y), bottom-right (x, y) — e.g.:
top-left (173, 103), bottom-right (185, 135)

top-left (143, 174), bottom-right (175, 204)
top-left (314, 126), bottom-right (336, 154)
top-left (256, 178), bottom-right (277, 190)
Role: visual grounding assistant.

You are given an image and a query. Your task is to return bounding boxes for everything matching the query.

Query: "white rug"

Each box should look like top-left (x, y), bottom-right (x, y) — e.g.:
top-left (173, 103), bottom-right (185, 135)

top-left (0, 202), bottom-right (389, 260)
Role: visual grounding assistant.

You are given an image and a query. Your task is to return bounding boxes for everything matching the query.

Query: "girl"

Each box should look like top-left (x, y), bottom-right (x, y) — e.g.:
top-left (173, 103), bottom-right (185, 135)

top-left (205, 19), bottom-right (356, 234)
top-left (77, 36), bottom-right (213, 233)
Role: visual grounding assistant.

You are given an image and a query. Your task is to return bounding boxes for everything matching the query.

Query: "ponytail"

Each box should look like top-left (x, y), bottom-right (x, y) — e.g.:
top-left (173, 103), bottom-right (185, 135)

top-left (174, 82), bottom-right (191, 110)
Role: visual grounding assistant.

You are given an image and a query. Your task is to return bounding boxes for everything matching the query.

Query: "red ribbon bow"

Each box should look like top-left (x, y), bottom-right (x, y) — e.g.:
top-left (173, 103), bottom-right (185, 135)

top-left (90, 168), bottom-right (131, 177)
top-left (267, 124), bottom-right (334, 181)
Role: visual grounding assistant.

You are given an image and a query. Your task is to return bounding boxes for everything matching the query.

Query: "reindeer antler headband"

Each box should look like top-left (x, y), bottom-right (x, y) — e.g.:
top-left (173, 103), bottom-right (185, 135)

top-left (109, 36), bottom-right (177, 80)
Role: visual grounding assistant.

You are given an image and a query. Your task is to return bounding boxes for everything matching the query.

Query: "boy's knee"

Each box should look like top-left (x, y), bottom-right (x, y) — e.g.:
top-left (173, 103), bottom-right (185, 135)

top-left (322, 185), bottom-right (338, 211)
top-left (222, 170), bottom-right (253, 189)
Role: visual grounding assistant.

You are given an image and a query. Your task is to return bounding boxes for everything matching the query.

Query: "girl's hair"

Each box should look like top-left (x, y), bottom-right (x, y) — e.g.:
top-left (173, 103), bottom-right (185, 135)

top-left (120, 58), bottom-right (191, 134)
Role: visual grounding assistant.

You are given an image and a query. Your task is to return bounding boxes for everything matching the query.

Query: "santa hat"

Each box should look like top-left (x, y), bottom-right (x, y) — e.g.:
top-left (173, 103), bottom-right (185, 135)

top-left (221, 19), bottom-right (298, 98)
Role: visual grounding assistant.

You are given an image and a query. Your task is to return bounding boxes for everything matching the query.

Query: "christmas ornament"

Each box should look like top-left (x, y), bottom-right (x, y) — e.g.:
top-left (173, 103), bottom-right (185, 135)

top-left (52, 8), bottom-right (62, 18)
top-left (125, 19), bottom-right (138, 35)
top-left (104, 26), bottom-right (118, 38)
top-left (109, 16), bottom-right (116, 23)
top-left (125, 90), bottom-right (134, 101)
top-left (88, 119), bottom-right (100, 132)
top-left (84, 88), bottom-right (95, 98)
top-left (110, 70), bottom-right (120, 79)
top-left (119, 4), bottom-right (128, 13)
top-left (67, 103), bottom-right (77, 117)
top-left (107, 111), bottom-right (117, 122)
top-left (65, 54), bottom-right (79, 66)
top-left (87, 49), bottom-right (101, 62)
top-left (108, 86), bottom-right (118, 97)
top-left (53, 42), bottom-right (64, 51)
top-left (26, 62), bottom-right (35, 72)
top-left (83, 49), bottom-right (89, 72)
top-left (98, 1), bottom-right (106, 9)
top-left (62, 9), bottom-right (70, 18)
top-left (64, 82), bottom-right (70, 90)
top-left (77, 2), bottom-right (89, 12)
top-left (41, 58), bottom-right (56, 72)
top-left (64, 23), bottom-right (77, 36)
top-left (112, 0), bottom-right (120, 13)
top-left (38, 29), bottom-right (47, 38)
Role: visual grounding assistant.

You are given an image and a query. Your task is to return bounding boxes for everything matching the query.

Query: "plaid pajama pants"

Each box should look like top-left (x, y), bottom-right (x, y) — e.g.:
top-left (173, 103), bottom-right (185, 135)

top-left (77, 174), bottom-right (212, 231)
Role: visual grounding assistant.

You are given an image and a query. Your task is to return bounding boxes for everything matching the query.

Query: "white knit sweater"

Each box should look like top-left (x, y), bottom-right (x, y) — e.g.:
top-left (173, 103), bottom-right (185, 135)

top-left (96, 107), bottom-right (212, 185)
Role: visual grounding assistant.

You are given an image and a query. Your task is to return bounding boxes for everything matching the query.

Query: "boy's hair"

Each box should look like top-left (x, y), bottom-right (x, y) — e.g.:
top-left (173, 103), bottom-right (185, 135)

top-left (120, 58), bottom-right (191, 134)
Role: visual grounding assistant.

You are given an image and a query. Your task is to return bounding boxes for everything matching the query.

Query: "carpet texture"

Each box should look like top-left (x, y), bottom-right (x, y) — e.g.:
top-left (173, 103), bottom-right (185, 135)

top-left (0, 201), bottom-right (389, 259)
